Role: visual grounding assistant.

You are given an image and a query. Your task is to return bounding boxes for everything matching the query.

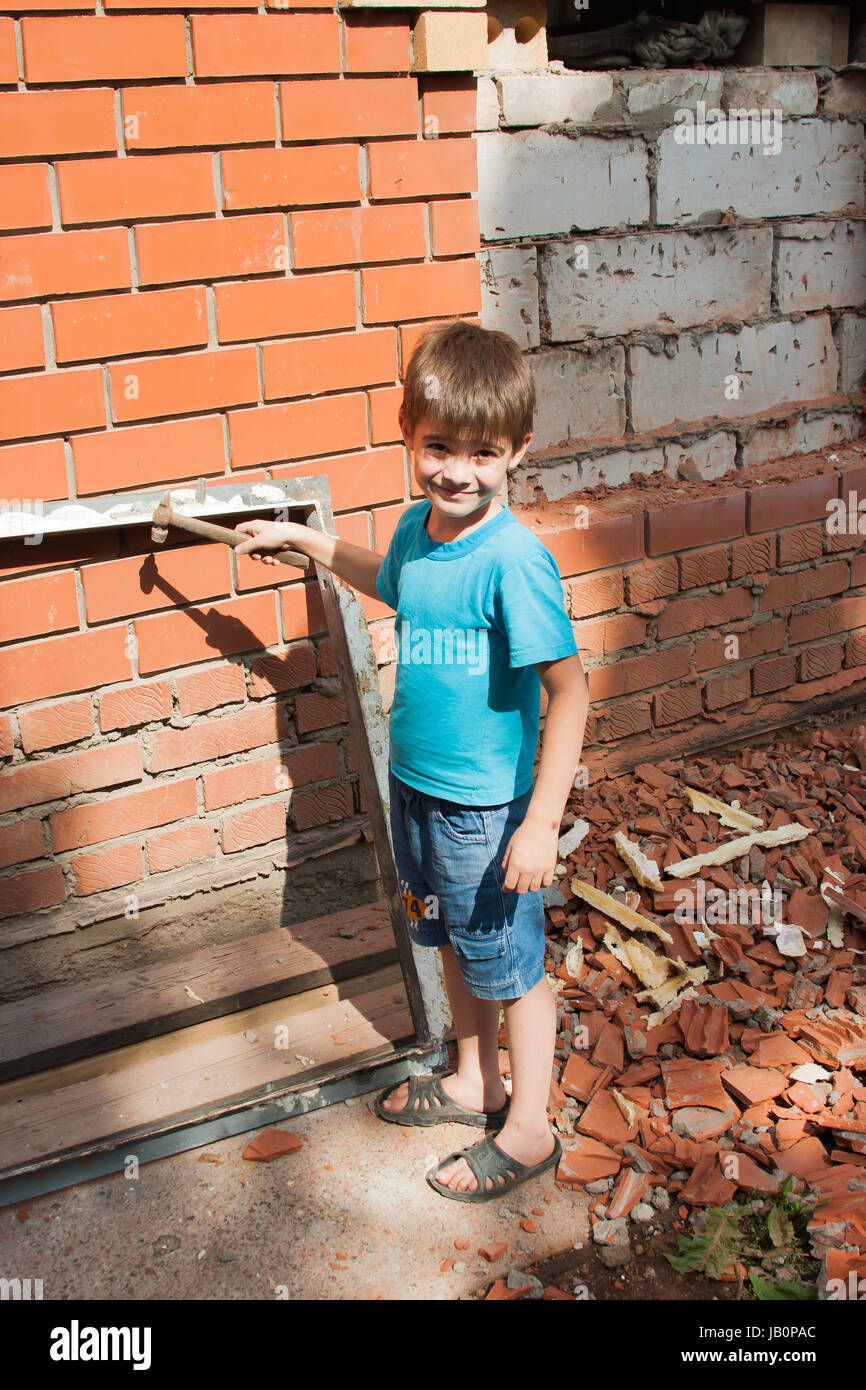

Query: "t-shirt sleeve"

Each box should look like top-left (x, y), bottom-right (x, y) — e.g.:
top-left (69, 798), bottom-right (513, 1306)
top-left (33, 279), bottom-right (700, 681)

top-left (494, 550), bottom-right (579, 668)
top-left (374, 515), bottom-right (406, 609)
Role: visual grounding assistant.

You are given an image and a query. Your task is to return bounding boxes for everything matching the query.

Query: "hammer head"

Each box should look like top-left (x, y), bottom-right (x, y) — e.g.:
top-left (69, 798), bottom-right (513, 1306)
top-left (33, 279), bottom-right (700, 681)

top-left (151, 491), bottom-right (173, 546)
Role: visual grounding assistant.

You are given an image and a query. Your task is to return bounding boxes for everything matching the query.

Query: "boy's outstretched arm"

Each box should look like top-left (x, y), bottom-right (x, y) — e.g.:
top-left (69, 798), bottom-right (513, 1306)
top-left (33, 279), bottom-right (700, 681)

top-left (501, 653), bottom-right (590, 894)
top-left (234, 518), bottom-right (386, 601)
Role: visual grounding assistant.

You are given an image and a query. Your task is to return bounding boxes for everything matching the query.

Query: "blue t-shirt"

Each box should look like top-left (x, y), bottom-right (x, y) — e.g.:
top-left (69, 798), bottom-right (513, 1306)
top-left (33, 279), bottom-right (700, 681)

top-left (374, 498), bottom-right (579, 805)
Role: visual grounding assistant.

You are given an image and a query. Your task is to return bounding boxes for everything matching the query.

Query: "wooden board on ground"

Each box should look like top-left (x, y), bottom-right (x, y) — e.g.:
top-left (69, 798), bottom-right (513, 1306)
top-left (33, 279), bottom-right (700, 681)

top-left (0, 901), bottom-right (395, 1083)
top-left (0, 978), bottom-right (413, 1179)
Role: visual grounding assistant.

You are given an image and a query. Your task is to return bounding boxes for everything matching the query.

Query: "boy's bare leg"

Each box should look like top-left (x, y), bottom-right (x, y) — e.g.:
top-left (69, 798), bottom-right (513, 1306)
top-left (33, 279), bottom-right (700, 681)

top-left (378, 943), bottom-right (505, 1118)
top-left (435, 974), bottom-right (557, 1193)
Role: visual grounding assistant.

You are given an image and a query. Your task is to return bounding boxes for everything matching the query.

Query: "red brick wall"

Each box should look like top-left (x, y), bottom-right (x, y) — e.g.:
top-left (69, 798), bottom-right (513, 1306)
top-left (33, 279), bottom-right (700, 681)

top-left (528, 444), bottom-right (866, 777)
top-left (0, 5), bottom-right (482, 931)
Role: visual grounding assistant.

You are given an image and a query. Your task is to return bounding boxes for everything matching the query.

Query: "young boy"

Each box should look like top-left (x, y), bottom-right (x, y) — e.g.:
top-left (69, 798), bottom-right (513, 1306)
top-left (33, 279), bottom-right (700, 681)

top-left (235, 319), bottom-right (590, 1203)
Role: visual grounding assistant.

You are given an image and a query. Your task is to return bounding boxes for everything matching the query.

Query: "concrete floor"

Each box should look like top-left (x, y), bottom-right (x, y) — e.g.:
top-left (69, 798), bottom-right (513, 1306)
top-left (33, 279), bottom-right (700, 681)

top-left (1, 1090), bottom-right (591, 1301)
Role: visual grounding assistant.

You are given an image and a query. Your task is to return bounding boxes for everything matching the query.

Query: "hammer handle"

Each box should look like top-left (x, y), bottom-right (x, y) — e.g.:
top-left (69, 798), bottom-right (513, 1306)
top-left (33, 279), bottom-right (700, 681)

top-left (163, 508), bottom-right (310, 570)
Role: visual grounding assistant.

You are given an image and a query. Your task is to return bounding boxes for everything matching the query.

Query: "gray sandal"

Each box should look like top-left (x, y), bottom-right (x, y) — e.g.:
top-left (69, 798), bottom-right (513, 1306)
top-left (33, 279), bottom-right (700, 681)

top-left (373, 1072), bottom-right (509, 1128)
top-left (426, 1131), bottom-right (562, 1203)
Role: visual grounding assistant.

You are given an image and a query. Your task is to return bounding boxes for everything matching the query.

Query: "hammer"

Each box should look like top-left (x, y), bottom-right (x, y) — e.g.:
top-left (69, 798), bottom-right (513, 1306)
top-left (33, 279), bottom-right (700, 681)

top-left (150, 491), bottom-right (310, 570)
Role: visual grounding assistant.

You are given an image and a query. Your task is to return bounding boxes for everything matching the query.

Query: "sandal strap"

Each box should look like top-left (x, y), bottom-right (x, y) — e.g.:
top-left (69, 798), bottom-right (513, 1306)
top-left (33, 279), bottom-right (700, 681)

top-left (456, 1134), bottom-right (529, 1189)
top-left (405, 1071), bottom-right (447, 1111)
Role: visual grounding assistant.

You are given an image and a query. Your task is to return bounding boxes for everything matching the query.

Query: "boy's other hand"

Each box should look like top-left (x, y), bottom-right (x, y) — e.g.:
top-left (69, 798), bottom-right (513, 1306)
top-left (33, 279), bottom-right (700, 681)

top-left (501, 819), bottom-right (559, 894)
top-left (234, 518), bottom-right (294, 565)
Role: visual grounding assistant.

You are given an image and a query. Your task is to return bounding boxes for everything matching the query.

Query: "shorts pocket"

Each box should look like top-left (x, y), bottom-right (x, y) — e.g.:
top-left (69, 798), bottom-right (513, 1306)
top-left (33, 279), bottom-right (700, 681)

top-left (448, 925), bottom-right (507, 960)
top-left (433, 799), bottom-right (488, 844)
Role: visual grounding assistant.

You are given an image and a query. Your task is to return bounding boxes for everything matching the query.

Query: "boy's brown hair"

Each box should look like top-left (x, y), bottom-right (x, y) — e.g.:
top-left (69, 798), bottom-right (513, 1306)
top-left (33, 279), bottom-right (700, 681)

top-left (400, 319), bottom-right (535, 454)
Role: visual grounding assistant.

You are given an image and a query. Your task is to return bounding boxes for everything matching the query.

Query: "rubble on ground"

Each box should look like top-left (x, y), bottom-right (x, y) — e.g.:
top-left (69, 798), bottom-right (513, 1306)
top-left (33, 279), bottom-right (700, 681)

top-left (504, 722), bottom-right (866, 1295)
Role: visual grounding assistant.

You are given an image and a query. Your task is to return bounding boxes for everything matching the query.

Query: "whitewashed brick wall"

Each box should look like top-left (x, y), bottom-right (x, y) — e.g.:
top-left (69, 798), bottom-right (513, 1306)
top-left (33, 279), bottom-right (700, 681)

top-left (476, 65), bottom-right (866, 499)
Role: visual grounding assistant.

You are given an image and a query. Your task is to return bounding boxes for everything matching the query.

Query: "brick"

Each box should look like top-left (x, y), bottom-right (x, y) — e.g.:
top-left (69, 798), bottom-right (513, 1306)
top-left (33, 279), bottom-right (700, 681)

top-left (742, 413), bottom-right (860, 468)
top-left (368, 387), bottom-right (402, 445)
top-left (81, 543), bottom-right (231, 622)
top-left (50, 778), bottom-right (197, 852)
top-left (476, 131), bottom-right (648, 240)
top-left (530, 346), bottom-right (626, 450)
top-left (630, 318), bottom-right (839, 434)
top-left (175, 663), bottom-right (246, 716)
top-left (0, 367), bottom-right (105, 443)
top-left (758, 560), bottom-right (848, 613)
top-left (58, 153), bottom-right (215, 228)
top-left (0, 305), bottom-right (44, 373)
top-left (294, 690), bottom-right (348, 735)
top-left (291, 203), bottom-right (426, 270)
top-left (134, 593), bottom-right (279, 674)
top-left (476, 76), bottom-right (500, 131)
top-left (202, 741), bottom-right (339, 811)
top-left (53, 285), bottom-right (209, 365)
top-left (822, 73), bottom-right (866, 116)
top-left (0, 570), bottom-right (80, 644)
top-left (738, 4), bottom-right (849, 67)
top-left (149, 704), bottom-right (289, 773)
top-left (654, 682), bottom-right (703, 726)
top-left (248, 647), bottom-right (316, 698)
top-left (556, 1136), bottom-right (621, 1185)
top-left (420, 78), bottom-right (476, 135)
top-left (0, 16), bottom-right (17, 82)
top-left (222, 146), bottom-right (361, 213)
top-left (748, 471), bottom-right (840, 534)
top-left (0, 864), bottom-right (65, 919)
top-left (262, 329), bottom-right (396, 403)
top-left (368, 136), bottom-right (475, 200)
top-left (290, 780), bottom-right (352, 830)
top-left (498, 72), bottom-right (613, 126)
top-left (411, 11), bottom-right (486, 73)
top-left (480, 245), bottom-right (539, 350)
top-left (0, 440), bottom-right (63, 504)
top-left (364, 257), bottom-right (482, 324)
top-left (622, 69), bottom-right (723, 114)
top-left (147, 822), bottom-right (216, 874)
top-left (278, 579), bottom-right (328, 641)
top-left (221, 800), bottom-right (286, 853)
top-left (0, 820), bottom-right (44, 870)
top-left (71, 841), bottom-right (144, 896)
top-left (0, 740), bottom-right (141, 814)
top-left (190, 14), bottom-right (340, 77)
top-left (0, 627), bottom-right (131, 709)
top-left (657, 588), bottom-right (752, 642)
top-left (647, 493), bottom-right (745, 558)
top-left (215, 270), bottom-right (356, 345)
top-left (228, 394), bottom-right (367, 470)
top-left (0, 227), bottom-right (130, 303)
top-left (121, 82), bottom-right (275, 151)
top-left (657, 120), bottom-right (865, 225)
top-left (430, 197), bottom-right (480, 258)
top-left (344, 13), bottom-right (410, 73)
top-left (22, 16), bottom-right (186, 82)
top-left (108, 346), bottom-right (258, 423)
top-left (137, 213), bottom-right (285, 288)
top-left (0, 164), bottom-right (52, 232)
top-left (722, 69), bottom-right (818, 116)
top-left (73, 415), bottom-right (226, 495)
top-left (279, 76), bottom-right (416, 141)
top-left (679, 546), bottom-right (728, 589)
top-left (776, 220), bottom-right (866, 313)
top-left (0, 715), bottom-right (13, 758)
top-left (99, 681), bottom-right (172, 732)
top-left (835, 314), bottom-right (866, 395)
top-left (0, 89), bottom-right (116, 160)
top-left (19, 697), bottom-right (94, 753)
top-left (541, 228), bottom-right (772, 342)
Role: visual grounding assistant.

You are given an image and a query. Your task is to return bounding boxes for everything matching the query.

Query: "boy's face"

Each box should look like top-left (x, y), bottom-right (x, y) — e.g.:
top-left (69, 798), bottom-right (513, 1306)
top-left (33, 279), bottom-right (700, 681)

top-left (399, 410), bottom-right (532, 522)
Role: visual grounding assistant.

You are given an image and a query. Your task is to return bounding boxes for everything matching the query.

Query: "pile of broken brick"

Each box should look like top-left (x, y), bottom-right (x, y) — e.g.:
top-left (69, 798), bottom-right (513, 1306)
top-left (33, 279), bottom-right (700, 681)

top-left (501, 722), bottom-right (866, 1296)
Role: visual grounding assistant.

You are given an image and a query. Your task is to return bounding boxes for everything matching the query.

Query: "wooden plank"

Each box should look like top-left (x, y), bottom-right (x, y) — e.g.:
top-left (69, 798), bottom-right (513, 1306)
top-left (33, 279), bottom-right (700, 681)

top-left (0, 979), bottom-right (413, 1177)
top-left (0, 900), bottom-right (396, 1082)
top-left (0, 962), bottom-right (405, 1104)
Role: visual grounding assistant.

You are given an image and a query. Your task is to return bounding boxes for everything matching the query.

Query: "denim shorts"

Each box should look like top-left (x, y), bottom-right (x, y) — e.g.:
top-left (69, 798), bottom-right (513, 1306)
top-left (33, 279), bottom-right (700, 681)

top-left (387, 762), bottom-right (546, 1000)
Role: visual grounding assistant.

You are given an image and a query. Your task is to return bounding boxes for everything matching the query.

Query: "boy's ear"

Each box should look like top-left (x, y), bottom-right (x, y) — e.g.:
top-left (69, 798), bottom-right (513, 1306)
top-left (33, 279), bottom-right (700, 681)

top-left (509, 433), bottom-right (532, 468)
